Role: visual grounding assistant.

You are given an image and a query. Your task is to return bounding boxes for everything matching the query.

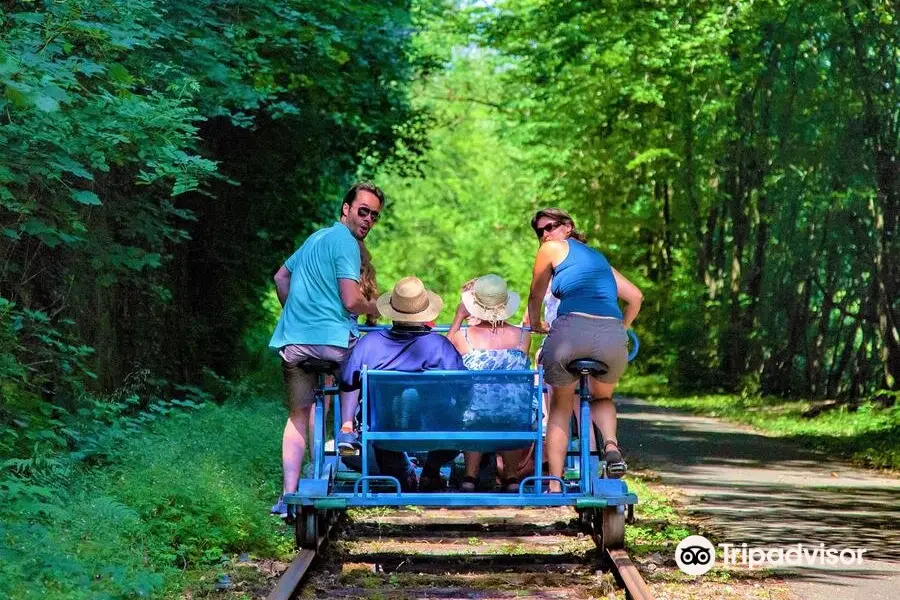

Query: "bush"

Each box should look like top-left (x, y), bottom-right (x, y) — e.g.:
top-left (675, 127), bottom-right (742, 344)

top-left (0, 393), bottom-right (289, 599)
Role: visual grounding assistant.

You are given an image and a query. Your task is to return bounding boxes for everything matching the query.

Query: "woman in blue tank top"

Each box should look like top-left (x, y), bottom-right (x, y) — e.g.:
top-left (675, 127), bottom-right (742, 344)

top-left (526, 208), bottom-right (643, 491)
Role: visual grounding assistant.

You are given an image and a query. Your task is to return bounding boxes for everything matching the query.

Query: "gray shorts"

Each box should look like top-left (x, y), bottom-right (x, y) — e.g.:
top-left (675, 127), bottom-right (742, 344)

top-left (539, 313), bottom-right (628, 386)
top-left (280, 340), bottom-right (355, 410)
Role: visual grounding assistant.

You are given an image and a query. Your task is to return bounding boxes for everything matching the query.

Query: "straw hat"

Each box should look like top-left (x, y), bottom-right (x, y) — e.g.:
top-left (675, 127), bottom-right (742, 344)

top-left (461, 274), bottom-right (520, 324)
top-left (377, 276), bottom-right (443, 323)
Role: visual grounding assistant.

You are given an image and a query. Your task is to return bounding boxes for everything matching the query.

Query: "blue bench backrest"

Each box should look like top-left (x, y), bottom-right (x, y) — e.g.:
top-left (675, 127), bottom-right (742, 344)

top-left (361, 368), bottom-right (541, 452)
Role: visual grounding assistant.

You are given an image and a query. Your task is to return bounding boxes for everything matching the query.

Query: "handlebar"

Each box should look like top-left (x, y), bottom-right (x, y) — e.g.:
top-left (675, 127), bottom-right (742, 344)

top-left (627, 329), bottom-right (639, 362)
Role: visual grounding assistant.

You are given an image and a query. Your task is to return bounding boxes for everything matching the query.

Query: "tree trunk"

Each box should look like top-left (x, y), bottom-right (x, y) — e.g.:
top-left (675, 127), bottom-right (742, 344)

top-left (841, 0), bottom-right (899, 388)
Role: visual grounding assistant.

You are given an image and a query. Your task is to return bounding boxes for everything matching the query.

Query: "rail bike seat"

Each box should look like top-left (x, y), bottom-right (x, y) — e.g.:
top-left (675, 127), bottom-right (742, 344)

top-left (298, 358), bottom-right (340, 375)
top-left (566, 359), bottom-right (609, 378)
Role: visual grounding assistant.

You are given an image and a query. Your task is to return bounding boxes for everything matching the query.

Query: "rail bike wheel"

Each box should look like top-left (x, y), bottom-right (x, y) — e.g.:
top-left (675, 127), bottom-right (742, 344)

top-left (295, 506), bottom-right (319, 549)
top-left (588, 506), bottom-right (625, 553)
top-left (601, 506), bottom-right (626, 550)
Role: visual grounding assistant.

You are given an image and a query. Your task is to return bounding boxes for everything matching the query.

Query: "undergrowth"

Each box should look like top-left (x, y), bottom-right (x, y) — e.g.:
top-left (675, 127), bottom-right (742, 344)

top-left (624, 475), bottom-right (692, 556)
top-left (0, 377), bottom-right (291, 599)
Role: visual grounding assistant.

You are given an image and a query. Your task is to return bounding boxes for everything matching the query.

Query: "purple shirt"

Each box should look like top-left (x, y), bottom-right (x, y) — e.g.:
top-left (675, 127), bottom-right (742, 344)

top-left (339, 327), bottom-right (466, 391)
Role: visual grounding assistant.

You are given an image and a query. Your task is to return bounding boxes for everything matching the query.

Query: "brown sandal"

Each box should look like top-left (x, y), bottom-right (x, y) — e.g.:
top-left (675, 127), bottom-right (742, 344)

top-left (459, 475), bottom-right (478, 492)
top-left (603, 440), bottom-right (627, 478)
top-left (502, 477), bottom-right (521, 493)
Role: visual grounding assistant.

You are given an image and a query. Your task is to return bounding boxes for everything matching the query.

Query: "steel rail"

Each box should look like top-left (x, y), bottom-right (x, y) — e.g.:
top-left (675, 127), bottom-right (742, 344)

top-left (607, 548), bottom-right (655, 600)
top-left (264, 550), bottom-right (315, 600)
top-left (266, 543), bottom-right (654, 600)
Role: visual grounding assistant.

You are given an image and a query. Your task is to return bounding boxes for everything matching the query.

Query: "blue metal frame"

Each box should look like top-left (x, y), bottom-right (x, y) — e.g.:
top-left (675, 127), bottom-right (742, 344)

top-left (285, 362), bottom-right (638, 510)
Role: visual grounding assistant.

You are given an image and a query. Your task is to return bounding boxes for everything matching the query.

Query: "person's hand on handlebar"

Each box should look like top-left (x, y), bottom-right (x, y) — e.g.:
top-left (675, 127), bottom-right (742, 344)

top-left (521, 312), bottom-right (549, 334)
top-left (529, 322), bottom-right (549, 334)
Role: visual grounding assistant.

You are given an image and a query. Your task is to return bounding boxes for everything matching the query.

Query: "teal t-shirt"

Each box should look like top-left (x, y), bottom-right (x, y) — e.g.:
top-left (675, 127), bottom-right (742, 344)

top-left (269, 222), bottom-right (361, 349)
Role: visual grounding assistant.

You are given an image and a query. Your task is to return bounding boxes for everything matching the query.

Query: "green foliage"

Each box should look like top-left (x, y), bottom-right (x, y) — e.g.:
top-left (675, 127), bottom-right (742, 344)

top-left (365, 43), bottom-right (549, 322)
top-left (473, 0), bottom-right (898, 397)
top-left (1, 0), bottom-right (431, 469)
top-left (644, 392), bottom-right (900, 470)
top-left (0, 393), bottom-right (287, 600)
top-left (0, 2), bottom-right (434, 591)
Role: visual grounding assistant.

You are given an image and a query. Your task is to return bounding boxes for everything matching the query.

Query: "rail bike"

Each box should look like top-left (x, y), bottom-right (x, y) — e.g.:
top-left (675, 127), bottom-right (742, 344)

top-left (283, 327), bottom-right (640, 554)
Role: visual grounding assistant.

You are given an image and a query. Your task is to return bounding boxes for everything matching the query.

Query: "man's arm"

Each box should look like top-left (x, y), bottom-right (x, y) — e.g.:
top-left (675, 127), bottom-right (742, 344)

top-left (274, 265), bottom-right (291, 307)
top-left (338, 278), bottom-right (378, 316)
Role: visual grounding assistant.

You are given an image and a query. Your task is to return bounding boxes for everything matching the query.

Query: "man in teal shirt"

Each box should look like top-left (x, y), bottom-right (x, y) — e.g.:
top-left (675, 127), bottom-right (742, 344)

top-left (269, 181), bottom-right (384, 517)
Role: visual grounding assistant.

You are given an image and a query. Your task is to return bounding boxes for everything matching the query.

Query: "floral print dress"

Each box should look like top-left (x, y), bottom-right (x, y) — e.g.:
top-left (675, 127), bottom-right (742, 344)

top-left (460, 328), bottom-right (536, 429)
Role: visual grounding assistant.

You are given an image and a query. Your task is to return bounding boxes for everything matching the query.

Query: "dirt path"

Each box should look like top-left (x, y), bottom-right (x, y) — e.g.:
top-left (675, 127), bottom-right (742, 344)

top-left (617, 397), bottom-right (900, 600)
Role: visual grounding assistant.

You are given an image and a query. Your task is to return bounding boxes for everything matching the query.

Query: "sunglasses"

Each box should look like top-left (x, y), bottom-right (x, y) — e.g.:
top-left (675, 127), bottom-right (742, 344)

top-left (356, 206), bottom-right (380, 222)
top-left (534, 221), bottom-right (562, 237)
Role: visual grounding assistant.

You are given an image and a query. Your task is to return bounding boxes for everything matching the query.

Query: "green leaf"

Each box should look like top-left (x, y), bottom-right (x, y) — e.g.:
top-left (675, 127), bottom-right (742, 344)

top-left (4, 84), bottom-right (30, 109)
top-left (34, 96), bottom-right (59, 112)
top-left (71, 190), bottom-right (101, 206)
top-left (10, 13), bottom-right (44, 25)
top-left (626, 148), bottom-right (680, 170)
top-left (108, 63), bottom-right (134, 86)
top-left (0, 58), bottom-right (18, 77)
top-left (51, 157), bottom-right (94, 181)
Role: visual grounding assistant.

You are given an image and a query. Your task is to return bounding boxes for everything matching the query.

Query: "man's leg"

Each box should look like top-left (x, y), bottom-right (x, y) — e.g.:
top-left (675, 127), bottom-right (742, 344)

top-left (336, 389), bottom-right (361, 454)
top-left (462, 451), bottom-right (482, 485)
top-left (278, 358), bottom-right (317, 501)
top-left (374, 447), bottom-right (418, 492)
top-left (340, 389), bottom-right (359, 429)
top-left (283, 405), bottom-right (312, 494)
top-left (420, 449), bottom-right (459, 491)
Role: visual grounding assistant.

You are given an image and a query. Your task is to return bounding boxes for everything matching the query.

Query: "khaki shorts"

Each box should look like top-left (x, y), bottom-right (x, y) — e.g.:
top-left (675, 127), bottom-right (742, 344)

top-left (280, 340), bottom-right (355, 410)
top-left (540, 313), bottom-right (628, 387)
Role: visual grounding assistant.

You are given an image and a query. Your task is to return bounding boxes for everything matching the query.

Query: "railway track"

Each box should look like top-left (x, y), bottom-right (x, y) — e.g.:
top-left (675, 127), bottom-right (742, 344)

top-left (265, 507), bottom-right (654, 600)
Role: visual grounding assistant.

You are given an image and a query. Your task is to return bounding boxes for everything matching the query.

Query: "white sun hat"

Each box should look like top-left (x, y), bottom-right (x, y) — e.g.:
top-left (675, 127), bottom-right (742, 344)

top-left (461, 274), bottom-right (521, 324)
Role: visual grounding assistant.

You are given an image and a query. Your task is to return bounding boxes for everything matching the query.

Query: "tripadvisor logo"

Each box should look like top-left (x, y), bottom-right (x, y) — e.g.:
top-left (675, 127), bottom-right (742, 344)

top-left (676, 534), bottom-right (870, 575)
top-left (675, 535), bottom-right (716, 575)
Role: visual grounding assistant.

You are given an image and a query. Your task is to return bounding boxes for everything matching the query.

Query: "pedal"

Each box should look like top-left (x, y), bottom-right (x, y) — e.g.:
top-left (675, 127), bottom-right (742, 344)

top-left (605, 461), bottom-right (627, 479)
top-left (338, 445), bottom-right (360, 457)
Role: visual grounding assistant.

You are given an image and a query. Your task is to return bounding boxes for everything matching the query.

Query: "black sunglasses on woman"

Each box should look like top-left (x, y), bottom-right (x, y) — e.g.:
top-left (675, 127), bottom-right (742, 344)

top-left (534, 221), bottom-right (561, 237)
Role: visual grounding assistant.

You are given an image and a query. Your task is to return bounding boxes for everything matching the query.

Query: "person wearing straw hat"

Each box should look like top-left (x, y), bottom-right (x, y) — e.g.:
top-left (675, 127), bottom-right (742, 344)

top-left (339, 276), bottom-right (466, 492)
top-left (447, 274), bottom-right (533, 492)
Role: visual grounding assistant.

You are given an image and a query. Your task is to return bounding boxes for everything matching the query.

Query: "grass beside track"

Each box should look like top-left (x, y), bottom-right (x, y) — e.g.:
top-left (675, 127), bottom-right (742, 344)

top-left (1, 391), bottom-right (294, 600)
top-left (619, 375), bottom-right (900, 471)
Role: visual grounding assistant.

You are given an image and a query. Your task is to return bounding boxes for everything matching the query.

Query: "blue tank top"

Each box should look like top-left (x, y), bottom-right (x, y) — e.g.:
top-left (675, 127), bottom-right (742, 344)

top-left (551, 240), bottom-right (623, 319)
